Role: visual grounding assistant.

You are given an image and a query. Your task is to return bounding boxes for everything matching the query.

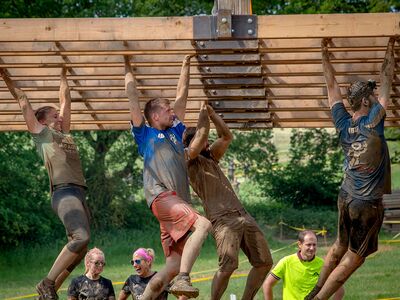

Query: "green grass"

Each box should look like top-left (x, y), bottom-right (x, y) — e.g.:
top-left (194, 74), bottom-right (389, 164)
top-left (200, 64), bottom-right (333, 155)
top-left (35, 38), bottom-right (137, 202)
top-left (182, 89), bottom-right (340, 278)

top-left (391, 163), bottom-right (400, 190)
top-left (1, 230), bottom-right (399, 300)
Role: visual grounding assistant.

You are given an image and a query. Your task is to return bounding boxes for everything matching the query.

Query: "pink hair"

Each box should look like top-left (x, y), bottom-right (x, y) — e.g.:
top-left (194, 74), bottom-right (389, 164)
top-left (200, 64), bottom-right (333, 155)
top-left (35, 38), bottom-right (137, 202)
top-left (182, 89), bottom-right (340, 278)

top-left (133, 248), bottom-right (154, 263)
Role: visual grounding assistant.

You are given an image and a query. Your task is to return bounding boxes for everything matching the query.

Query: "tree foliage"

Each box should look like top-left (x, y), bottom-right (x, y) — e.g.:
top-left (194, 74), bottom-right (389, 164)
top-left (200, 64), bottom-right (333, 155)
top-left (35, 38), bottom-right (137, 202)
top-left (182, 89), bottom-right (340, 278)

top-left (0, 132), bottom-right (62, 246)
top-left (266, 129), bottom-right (343, 207)
top-left (220, 129), bottom-right (278, 179)
top-left (252, 0), bottom-right (399, 14)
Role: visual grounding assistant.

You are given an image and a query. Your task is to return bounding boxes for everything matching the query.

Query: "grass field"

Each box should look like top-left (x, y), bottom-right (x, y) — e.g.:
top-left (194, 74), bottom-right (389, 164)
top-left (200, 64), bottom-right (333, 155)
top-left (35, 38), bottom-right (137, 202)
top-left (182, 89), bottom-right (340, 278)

top-left (1, 229), bottom-right (399, 300)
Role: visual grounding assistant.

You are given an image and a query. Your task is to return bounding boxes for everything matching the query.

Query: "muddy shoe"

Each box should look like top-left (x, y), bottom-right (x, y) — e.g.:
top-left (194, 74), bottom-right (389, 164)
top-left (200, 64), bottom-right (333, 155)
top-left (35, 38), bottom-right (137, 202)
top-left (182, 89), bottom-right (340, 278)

top-left (169, 274), bottom-right (199, 298)
top-left (36, 279), bottom-right (59, 300)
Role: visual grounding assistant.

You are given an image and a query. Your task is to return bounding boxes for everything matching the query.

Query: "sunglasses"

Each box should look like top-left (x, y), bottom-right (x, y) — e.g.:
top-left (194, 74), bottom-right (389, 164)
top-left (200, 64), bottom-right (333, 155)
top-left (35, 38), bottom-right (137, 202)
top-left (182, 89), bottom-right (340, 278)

top-left (131, 259), bottom-right (142, 265)
top-left (92, 260), bottom-right (106, 267)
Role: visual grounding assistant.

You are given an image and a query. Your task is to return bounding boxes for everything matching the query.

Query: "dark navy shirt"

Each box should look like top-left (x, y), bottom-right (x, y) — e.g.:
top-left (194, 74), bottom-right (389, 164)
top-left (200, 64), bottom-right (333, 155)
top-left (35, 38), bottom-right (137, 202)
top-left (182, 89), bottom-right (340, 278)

top-left (331, 102), bottom-right (391, 200)
top-left (121, 273), bottom-right (168, 300)
top-left (131, 118), bottom-right (191, 207)
top-left (68, 275), bottom-right (115, 300)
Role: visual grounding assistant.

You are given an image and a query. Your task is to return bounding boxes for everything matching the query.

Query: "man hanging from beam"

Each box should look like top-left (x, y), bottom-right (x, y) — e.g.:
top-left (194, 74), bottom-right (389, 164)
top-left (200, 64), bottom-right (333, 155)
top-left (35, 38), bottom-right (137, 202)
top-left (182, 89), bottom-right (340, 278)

top-left (124, 54), bottom-right (212, 300)
top-left (305, 37), bottom-right (397, 300)
top-left (182, 103), bottom-right (273, 300)
top-left (0, 68), bottom-right (91, 300)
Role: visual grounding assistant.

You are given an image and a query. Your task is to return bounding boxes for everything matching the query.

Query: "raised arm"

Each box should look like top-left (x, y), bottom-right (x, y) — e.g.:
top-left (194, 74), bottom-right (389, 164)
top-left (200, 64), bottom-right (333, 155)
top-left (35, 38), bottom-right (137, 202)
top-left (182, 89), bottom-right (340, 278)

top-left (0, 68), bottom-right (44, 133)
top-left (59, 67), bottom-right (72, 133)
top-left (321, 39), bottom-right (343, 108)
top-left (262, 274), bottom-right (279, 300)
top-left (173, 55), bottom-right (192, 122)
top-left (378, 37), bottom-right (396, 110)
top-left (208, 105), bottom-right (233, 161)
top-left (124, 56), bottom-right (143, 127)
top-left (187, 103), bottom-right (210, 160)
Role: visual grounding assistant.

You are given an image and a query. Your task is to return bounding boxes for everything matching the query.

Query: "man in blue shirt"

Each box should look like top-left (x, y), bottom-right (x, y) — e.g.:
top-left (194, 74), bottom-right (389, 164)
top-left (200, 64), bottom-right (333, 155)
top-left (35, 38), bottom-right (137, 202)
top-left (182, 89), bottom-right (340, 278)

top-left (305, 37), bottom-right (397, 300)
top-left (124, 55), bottom-right (211, 300)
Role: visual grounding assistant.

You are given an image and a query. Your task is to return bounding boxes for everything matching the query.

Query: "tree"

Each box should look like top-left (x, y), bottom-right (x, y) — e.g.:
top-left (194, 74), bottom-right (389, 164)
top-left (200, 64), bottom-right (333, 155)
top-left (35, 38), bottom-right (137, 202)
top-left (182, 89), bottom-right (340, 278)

top-left (0, 132), bottom-right (62, 246)
top-left (261, 129), bottom-right (343, 207)
top-left (252, 0), bottom-right (399, 14)
top-left (220, 129), bottom-right (278, 181)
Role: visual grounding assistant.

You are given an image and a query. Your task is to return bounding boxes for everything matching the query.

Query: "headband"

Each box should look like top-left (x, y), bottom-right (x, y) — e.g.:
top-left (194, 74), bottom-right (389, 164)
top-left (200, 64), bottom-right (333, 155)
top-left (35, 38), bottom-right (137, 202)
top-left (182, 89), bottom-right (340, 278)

top-left (134, 248), bottom-right (153, 262)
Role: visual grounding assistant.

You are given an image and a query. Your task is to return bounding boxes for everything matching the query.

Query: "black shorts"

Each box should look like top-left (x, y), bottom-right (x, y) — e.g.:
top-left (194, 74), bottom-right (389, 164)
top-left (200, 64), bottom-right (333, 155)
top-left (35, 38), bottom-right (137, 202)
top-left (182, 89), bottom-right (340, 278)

top-left (337, 189), bottom-right (384, 257)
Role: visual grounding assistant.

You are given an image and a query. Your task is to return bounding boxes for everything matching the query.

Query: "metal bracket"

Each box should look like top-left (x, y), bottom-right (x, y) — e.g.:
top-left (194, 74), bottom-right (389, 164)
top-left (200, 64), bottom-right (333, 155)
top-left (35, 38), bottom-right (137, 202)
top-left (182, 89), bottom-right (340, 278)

top-left (193, 15), bottom-right (257, 40)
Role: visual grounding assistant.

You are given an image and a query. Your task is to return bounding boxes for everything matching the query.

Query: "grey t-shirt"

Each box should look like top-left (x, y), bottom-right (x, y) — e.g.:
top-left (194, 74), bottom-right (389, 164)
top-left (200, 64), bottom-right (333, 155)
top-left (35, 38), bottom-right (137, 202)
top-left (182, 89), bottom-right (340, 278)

top-left (131, 119), bottom-right (191, 207)
top-left (31, 126), bottom-right (86, 189)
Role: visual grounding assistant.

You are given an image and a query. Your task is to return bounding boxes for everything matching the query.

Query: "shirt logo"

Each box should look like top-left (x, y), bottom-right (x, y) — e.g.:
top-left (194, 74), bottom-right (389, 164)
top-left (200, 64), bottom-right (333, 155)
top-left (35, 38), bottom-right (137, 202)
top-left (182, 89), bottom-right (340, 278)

top-left (169, 133), bottom-right (178, 145)
top-left (348, 141), bottom-right (368, 167)
top-left (157, 133), bottom-right (165, 139)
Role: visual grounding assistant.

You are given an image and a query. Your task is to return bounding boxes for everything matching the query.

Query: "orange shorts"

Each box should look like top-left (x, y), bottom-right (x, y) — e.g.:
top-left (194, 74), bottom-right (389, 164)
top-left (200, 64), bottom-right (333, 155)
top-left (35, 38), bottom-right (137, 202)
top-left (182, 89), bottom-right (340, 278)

top-left (151, 191), bottom-right (198, 257)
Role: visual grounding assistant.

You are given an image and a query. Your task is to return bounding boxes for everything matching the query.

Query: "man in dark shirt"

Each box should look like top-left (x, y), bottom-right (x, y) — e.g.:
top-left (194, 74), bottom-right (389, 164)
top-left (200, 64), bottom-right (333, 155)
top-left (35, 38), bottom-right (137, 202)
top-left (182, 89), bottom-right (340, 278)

top-left (183, 103), bottom-right (273, 299)
top-left (305, 37), bottom-right (397, 300)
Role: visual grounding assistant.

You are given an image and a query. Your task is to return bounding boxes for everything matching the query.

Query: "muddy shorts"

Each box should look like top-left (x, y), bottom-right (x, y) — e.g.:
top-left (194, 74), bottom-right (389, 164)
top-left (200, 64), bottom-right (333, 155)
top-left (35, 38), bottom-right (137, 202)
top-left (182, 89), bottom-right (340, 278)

top-left (212, 210), bottom-right (272, 272)
top-left (337, 189), bottom-right (384, 257)
top-left (51, 184), bottom-right (91, 253)
top-left (151, 191), bottom-right (198, 257)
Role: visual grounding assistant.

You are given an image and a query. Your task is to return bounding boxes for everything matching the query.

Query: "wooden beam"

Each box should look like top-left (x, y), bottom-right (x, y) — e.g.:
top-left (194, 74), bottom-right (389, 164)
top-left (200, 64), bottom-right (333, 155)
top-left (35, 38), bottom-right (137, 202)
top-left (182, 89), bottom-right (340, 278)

top-left (0, 17), bottom-right (193, 41)
top-left (258, 13), bottom-right (400, 38)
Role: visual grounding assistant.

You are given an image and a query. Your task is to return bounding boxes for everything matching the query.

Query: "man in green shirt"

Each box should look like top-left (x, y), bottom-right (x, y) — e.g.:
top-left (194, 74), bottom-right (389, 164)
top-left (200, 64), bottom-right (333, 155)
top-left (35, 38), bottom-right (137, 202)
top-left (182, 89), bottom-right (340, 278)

top-left (263, 231), bottom-right (344, 300)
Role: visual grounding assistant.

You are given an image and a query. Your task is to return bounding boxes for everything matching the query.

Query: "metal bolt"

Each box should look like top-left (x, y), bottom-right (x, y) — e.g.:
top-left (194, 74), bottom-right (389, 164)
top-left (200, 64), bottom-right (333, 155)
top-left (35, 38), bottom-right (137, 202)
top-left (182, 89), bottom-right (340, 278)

top-left (247, 18), bottom-right (253, 24)
top-left (205, 66), bottom-right (211, 72)
top-left (214, 101), bottom-right (220, 106)
top-left (202, 54), bottom-right (208, 59)
top-left (221, 17), bottom-right (227, 23)
top-left (199, 41), bottom-right (205, 47)
top-left (211, 90), bottom-right (217, 95)
top-left (231, 29), bottom-right (235, 33)
top-left (208, 79), bottom-right (214, 84)
top-left (218, 113), bottom-right (224, 117)
top-left (248, 29), bottom-right (254, 35)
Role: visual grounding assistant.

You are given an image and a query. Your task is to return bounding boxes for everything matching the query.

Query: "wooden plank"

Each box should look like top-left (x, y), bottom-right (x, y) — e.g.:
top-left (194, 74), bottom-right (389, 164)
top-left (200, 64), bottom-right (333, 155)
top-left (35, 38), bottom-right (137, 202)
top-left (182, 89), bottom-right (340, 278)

top-left (0, 17), bottom-right (193, 41)
top-left (258, 14), bottom-right (400, 38)
top-left (1, 14), bottom-right (396, 42)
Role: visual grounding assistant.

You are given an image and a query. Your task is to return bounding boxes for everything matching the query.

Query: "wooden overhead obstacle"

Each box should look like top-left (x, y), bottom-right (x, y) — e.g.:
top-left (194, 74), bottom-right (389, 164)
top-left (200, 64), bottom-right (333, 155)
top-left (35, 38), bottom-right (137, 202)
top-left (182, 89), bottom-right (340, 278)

top-left (0, 1), bottom-right (399, 130)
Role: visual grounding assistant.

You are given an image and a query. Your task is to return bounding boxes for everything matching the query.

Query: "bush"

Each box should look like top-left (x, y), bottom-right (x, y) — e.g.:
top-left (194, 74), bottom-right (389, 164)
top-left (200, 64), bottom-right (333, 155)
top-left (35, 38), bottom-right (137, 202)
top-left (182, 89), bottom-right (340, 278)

top-left (261, 129), bottom-right (343, 208)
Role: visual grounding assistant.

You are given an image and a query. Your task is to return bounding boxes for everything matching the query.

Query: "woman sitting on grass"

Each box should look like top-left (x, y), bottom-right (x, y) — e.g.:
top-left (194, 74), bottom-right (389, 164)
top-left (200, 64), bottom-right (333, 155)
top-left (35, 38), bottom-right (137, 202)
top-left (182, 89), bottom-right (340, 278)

top-left (118, 248), bottom-right (168, 300)
top-left (68, 247), bottom-right (115, 300)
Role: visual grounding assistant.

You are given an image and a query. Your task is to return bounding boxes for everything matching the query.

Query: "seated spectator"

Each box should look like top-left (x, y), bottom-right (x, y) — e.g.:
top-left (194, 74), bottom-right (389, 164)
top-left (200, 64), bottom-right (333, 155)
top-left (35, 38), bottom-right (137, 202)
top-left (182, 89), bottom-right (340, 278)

top-left (68, 247), bottom-right (115, 300)
top-left (118, 248), bottom-right (168, 300)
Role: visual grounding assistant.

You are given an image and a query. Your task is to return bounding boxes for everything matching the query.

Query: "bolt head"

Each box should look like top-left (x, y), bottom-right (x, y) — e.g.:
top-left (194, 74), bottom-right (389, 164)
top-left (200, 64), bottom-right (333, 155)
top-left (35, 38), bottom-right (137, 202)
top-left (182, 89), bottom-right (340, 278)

top-left (247, 18), bottom-right (253, 24)
top-left (221, 17), bottom-right (227, 23)
top-left (247, 29), bottom-right (254, 35)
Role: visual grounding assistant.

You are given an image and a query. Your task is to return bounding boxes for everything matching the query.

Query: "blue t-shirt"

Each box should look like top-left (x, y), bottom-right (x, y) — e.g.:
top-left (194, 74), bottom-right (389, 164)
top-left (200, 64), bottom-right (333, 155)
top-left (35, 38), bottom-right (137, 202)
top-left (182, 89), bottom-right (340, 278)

top-left (331, 102), bottom-right (391, 200)
top-left (131, 118), bottom-right (191, 207)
